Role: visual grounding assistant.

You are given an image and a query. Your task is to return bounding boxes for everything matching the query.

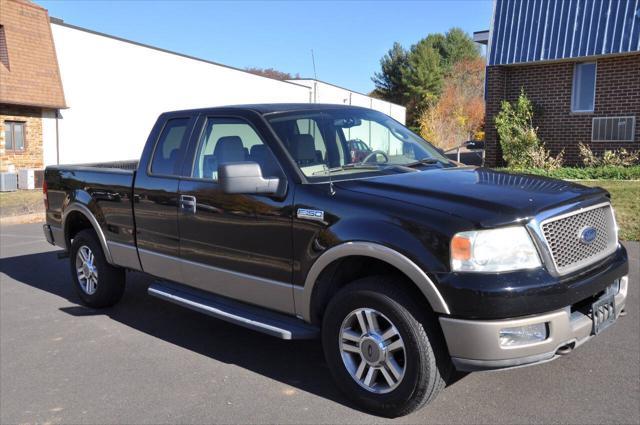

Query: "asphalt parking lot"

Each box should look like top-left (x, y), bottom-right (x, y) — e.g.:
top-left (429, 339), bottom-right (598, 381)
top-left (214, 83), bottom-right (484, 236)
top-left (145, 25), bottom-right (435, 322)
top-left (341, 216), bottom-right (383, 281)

top-left (1, 223), bottom-right (638, 424)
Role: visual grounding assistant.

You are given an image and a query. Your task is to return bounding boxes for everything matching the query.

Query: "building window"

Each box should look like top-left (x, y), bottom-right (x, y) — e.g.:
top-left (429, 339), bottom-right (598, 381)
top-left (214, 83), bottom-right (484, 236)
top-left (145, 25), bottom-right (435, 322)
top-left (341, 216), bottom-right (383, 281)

top-left (571, 62), bottom-right (596, 112)
top-left (4, 121), bottom-right (25, 152)
top-left (0, 25), bottom-right (9, 69)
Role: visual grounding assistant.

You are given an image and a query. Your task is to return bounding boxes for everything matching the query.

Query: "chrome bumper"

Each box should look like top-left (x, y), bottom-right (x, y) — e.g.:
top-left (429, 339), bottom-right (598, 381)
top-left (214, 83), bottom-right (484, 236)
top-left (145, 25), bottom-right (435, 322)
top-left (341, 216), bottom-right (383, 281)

top-left (440, 275), bottom-right (628, 371)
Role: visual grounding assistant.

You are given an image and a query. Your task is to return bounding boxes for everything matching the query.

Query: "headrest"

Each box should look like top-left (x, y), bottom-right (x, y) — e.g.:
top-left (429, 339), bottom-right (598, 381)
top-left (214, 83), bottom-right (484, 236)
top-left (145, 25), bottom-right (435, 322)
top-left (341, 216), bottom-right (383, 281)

top-left (290, 134), bottom-right (317, 162)
top-left (250, 144), bottom-right (268, 158)
top-left (214, 136), bottom-right (245, 163)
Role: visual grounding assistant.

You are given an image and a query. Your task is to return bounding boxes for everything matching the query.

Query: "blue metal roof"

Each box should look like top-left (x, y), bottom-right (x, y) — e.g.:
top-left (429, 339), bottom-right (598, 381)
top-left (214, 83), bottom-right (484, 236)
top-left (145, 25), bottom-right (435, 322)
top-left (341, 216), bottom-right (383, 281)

top-left (489, 0), bottom-right (640, 65)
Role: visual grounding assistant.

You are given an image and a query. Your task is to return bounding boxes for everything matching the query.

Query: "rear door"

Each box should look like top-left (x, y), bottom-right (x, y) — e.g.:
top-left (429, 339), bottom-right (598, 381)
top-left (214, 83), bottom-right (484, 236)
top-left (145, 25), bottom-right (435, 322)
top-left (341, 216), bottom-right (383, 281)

top-left (133, 114), bottom-right (197, 282)
top-left (177, 113), bottom-right (296, 314)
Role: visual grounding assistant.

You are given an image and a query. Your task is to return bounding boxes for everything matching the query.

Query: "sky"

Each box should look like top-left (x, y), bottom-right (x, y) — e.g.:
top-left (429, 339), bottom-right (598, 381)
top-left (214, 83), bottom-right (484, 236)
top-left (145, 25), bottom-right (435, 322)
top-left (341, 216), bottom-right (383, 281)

top-left (37, 0), bottom-right (493, 94)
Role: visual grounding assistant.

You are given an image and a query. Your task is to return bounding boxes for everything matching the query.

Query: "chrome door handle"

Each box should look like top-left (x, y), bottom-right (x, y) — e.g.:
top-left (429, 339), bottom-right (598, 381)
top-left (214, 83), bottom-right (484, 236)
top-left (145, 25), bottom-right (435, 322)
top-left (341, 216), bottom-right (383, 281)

top-left (180, 195), bottom-right (196, 213)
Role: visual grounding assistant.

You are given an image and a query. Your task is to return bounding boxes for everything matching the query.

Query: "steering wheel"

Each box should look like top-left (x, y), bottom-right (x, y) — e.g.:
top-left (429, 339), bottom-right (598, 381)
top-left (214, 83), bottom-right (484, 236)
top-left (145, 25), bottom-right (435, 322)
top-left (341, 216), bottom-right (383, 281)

top-left (361, 150), bottom-right (390, 164)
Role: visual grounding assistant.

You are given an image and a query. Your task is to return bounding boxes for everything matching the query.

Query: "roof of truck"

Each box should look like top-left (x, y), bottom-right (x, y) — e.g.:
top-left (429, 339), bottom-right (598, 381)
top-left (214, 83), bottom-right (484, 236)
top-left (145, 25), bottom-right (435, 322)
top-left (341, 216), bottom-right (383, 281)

top-left (165, 103), bottom-right (372, 116)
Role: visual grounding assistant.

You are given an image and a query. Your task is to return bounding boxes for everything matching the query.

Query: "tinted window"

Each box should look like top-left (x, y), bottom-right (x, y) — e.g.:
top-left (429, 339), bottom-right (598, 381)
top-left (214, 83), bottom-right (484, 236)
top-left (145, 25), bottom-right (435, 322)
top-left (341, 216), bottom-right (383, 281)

top-left (192, 118), bottom-right (282, 181)
top-left (150, 118), bottom-right (190, 176)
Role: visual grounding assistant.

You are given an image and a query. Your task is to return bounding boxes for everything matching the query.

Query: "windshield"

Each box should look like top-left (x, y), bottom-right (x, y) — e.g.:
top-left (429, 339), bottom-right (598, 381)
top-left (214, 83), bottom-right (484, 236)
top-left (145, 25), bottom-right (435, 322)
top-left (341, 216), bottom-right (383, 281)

top-left (266, 108), bottom-right (453, 180)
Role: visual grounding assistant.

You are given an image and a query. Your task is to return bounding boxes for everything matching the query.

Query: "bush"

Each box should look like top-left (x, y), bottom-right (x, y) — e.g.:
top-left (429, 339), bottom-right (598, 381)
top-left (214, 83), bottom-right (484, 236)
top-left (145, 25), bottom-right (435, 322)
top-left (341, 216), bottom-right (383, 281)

top-left (494, 89), bottom-right (563, 169)
top-left (578, 143), bottom-right (640, 167)
top-left (495, 166), bottom-right (640, 180)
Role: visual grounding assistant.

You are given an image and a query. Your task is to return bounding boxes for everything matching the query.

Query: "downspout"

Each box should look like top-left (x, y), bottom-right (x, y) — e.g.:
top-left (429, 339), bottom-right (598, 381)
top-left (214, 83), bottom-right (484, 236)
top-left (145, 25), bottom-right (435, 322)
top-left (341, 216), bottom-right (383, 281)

top-left (55, 110), bottom-right (60, 164)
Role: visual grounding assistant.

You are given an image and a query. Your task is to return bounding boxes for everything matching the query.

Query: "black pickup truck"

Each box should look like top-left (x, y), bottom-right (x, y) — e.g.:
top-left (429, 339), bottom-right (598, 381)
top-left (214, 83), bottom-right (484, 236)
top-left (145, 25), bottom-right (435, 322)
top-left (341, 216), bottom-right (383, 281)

top-left (43, 104), bottom-right (629, 417)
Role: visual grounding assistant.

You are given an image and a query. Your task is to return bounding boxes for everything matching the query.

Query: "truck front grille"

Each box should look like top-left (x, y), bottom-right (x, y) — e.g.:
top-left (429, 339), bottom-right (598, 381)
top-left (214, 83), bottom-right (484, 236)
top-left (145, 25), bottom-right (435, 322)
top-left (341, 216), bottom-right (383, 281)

top-left (540, 204), bottom-right (617, 275)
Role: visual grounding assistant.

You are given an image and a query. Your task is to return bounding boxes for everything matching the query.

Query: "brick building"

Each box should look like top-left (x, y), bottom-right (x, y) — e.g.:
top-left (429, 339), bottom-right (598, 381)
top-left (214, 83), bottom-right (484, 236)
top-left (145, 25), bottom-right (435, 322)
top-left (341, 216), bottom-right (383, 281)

top-left (0, 0), bottom-right (66, 172)
top-left (481, 0), bottom-right (640, 167)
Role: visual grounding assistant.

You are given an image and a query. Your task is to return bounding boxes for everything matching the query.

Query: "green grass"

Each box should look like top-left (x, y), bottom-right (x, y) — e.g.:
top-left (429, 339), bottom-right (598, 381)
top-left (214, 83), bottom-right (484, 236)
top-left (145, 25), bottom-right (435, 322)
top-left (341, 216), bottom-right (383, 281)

top-left (0, 190), bottom-right (44, 218)
top-left (579, 180), bottom-right (640, 241)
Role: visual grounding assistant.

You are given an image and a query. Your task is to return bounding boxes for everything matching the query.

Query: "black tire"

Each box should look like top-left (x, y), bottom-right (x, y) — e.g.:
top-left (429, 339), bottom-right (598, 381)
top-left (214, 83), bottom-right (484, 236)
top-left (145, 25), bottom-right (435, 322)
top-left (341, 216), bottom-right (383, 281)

top-left (322, 275), bottom-right (450, 417)
top-left (69, 229), bottom-right (125, 308)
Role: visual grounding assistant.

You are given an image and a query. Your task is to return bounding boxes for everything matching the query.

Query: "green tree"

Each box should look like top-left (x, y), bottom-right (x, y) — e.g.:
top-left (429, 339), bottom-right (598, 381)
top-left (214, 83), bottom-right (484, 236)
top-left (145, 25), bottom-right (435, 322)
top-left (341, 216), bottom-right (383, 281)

top-left (372, 28), bottom-right (480, 127)
top-left (402, 39), bottom-right (444, 123)
top-left (441, 28), bottom-right (480, 71)
top-left (371, 42), bottom-right (409, 105)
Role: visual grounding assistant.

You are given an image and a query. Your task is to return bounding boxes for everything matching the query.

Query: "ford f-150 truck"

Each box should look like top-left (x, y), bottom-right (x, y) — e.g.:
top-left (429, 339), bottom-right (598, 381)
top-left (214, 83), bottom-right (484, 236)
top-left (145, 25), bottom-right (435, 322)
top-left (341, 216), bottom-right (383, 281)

top-left (43, 104), bottom-right (629, 417)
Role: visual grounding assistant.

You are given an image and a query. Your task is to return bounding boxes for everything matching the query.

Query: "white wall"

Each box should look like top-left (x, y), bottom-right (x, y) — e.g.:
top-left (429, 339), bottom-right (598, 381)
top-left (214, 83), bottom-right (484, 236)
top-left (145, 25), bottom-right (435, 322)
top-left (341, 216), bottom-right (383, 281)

top-left (41, 110), bottom-right (58, 166)
top-left (47, 23), bottom-right (406, 165)
top-left (287, 79), bottom-right (406, 124)
top-left (49, 23), bottom-right (311, 165)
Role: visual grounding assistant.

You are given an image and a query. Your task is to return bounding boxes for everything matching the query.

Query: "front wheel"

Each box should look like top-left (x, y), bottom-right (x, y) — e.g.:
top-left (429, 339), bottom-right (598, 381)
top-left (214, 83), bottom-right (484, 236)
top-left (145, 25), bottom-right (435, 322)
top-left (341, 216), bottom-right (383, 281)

top-left (322, 276), bottom-right (449, 417)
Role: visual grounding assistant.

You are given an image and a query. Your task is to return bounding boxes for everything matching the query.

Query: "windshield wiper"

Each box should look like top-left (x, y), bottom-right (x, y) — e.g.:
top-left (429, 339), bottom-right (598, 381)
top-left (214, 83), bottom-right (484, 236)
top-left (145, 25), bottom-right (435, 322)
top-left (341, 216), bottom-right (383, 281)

top-left (405, 158), bottom-right (441, 168)
top-left (312, 163), bottom-right (382, 176)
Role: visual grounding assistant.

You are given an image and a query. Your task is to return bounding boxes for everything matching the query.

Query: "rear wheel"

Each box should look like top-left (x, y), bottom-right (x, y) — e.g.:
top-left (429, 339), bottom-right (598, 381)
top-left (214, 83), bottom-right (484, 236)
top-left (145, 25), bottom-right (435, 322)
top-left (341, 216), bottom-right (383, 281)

top-left (69, 229), bottom-right (125, 308)
top-left (322, 276), bottom-right (449, 417)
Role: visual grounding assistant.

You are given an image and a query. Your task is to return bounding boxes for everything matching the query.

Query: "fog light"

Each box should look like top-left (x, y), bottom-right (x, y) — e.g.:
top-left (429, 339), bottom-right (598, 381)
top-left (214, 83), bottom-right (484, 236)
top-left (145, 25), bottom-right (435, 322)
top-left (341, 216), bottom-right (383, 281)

top-left (499, 323), bottom-right (548, 347)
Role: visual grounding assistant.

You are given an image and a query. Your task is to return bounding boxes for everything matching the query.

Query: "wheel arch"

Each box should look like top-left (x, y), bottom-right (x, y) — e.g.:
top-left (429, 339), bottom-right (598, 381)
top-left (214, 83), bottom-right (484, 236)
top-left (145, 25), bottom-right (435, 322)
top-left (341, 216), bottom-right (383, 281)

top-left (63, 203), bottom-right (114, 264)
top-left (295, 242), bottom-right (450, 323)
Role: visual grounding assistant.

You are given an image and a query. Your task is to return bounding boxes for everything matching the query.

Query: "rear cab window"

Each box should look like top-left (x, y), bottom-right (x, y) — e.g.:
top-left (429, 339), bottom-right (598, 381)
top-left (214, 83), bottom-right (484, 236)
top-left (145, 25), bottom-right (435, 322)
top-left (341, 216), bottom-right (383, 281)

top-left (150, 118), bottom-right (191, 176)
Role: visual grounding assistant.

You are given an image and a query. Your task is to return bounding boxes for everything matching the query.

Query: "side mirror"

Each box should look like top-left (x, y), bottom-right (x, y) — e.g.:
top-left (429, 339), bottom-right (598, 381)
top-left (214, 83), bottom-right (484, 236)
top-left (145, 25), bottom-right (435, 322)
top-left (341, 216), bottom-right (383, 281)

top-left (218, 162), bottom-right (282, 195)
top-left (465, 140), bottom-right (485, 150)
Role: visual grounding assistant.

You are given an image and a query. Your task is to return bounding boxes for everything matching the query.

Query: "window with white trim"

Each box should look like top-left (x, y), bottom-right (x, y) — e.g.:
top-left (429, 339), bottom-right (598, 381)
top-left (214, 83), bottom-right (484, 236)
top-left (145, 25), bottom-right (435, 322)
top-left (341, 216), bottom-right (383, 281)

top-left (571, 62), bottom-right (596, 112)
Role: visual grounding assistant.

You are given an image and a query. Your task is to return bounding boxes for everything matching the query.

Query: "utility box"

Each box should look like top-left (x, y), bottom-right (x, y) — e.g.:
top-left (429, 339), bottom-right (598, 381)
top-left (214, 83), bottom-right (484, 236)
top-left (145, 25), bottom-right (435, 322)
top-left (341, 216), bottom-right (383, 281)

top-left (0, 172), bottom-right (18, 192)
top-left (18, 169), bottom-right (36, 190)
top-left (34, 169), bottom-right (45, 189)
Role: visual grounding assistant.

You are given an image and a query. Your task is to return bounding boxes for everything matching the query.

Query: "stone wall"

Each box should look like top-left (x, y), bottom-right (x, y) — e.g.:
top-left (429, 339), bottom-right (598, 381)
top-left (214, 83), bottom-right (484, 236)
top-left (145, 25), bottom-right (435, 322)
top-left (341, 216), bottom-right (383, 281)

top-left (0, 104), bottom-right (44, 172)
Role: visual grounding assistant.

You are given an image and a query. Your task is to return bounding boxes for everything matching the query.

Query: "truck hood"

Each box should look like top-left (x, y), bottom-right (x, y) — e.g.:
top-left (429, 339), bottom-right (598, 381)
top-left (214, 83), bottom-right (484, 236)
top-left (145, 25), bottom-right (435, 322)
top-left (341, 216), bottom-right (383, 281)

top-left (335, 167), bottom-right (607, 227)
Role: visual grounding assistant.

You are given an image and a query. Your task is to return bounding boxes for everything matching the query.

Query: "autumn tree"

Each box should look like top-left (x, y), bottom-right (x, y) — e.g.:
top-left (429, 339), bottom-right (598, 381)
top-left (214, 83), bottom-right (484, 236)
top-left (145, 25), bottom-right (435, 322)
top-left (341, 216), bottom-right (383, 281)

top-left (245, 67), bottom-right (299, 80)
top-left (372, 28), bottom-right (480, 127)
top-left (419, 57), bottom-right (485, 150)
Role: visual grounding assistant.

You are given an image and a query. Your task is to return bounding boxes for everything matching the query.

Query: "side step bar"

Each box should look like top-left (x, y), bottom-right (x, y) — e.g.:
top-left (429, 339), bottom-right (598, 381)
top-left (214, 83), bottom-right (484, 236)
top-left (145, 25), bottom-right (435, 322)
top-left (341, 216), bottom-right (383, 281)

top-left (148, 281), bottom-right (319, 340)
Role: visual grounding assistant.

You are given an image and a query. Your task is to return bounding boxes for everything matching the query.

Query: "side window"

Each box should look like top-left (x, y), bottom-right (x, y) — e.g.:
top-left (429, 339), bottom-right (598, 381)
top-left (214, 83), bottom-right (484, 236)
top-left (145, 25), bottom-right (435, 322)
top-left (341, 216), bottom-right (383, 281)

top-left (572, 62), bottom-right (596, 112)
top-left (150, 118), bottom-right (190, 176)
top-left (192, 118), bottom-right (282, 181)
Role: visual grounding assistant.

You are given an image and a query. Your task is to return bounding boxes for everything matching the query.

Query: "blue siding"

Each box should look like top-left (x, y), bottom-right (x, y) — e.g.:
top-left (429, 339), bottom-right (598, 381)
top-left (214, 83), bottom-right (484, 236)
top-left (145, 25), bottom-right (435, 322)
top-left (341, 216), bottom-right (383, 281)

top-left (489, 0), bottom-right (640, 65)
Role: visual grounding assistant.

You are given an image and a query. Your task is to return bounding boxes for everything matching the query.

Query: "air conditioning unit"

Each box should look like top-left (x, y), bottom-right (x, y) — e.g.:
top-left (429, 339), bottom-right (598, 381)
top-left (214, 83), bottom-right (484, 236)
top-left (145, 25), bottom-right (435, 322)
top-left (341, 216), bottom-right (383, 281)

top-left (0, 172), bottom-right (18, 192)
top-left (18, 169), bottom-right (36, 190)
top-left (34, 169), bottom-right (44, 189)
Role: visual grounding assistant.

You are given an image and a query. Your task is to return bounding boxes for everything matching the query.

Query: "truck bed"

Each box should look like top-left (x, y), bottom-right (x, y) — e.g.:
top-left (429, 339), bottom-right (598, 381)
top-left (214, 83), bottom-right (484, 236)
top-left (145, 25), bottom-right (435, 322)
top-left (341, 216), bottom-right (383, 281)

top-left (44, 160), bottom-right (138, 250)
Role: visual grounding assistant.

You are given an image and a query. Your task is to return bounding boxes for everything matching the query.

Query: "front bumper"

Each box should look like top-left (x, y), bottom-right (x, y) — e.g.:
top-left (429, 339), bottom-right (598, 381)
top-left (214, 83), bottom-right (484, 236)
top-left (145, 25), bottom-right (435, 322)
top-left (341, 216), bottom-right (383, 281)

top-left (440, 275), bottom-right (628, 371)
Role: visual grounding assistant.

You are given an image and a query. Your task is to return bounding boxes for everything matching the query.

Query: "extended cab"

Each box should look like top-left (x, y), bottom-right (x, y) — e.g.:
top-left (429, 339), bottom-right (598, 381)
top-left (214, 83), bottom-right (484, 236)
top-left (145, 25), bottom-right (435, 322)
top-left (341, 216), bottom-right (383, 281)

top-left (43, 105), bottom-right (629, 417)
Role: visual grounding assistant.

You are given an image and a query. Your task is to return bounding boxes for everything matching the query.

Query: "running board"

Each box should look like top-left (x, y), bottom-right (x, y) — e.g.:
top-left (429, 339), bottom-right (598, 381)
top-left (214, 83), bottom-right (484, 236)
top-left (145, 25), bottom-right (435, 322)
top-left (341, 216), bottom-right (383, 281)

top-left (148, 282), bottom-right (319, 340)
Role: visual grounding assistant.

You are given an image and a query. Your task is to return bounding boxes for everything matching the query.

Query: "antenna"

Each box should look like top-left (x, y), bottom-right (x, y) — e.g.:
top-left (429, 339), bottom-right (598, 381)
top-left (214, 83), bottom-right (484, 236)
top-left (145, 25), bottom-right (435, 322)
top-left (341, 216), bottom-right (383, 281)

top-left (311, 49), bottom-right (317, 79)
top-left (310, 49), bottom-right (334, 196)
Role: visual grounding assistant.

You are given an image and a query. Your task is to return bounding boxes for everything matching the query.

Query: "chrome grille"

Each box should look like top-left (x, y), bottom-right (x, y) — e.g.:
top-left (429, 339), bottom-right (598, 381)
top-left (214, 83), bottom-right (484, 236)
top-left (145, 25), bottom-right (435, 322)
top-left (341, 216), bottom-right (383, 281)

top-left (540, 204), bottom-right (617, 275)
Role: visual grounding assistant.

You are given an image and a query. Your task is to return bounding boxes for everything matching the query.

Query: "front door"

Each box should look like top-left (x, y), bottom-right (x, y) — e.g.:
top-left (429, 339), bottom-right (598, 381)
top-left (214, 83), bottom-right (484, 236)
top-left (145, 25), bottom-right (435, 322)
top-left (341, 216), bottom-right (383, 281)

top-left (177, 115), bottom-right (295, 314)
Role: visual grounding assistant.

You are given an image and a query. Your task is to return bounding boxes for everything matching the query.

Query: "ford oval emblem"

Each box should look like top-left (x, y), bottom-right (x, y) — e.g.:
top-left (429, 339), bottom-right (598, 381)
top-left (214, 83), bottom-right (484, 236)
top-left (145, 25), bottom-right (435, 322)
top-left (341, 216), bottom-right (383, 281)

top-left (580, 227), bottom-right (598, 244)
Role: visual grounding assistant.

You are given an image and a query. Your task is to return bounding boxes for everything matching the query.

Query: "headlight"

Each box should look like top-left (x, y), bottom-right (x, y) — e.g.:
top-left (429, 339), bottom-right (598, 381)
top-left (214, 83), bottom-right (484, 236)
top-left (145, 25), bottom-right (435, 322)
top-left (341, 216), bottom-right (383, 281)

top-left (451, 226), bottom-right (541, 272)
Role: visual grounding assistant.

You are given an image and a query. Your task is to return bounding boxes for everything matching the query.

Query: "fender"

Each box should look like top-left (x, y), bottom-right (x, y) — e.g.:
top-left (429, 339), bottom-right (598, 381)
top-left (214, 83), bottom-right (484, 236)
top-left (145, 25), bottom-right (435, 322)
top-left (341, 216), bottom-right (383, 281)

top-left (294, 241), bottom-right (451, 322)
top-left (62, 202), bottom-right (114, 264)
